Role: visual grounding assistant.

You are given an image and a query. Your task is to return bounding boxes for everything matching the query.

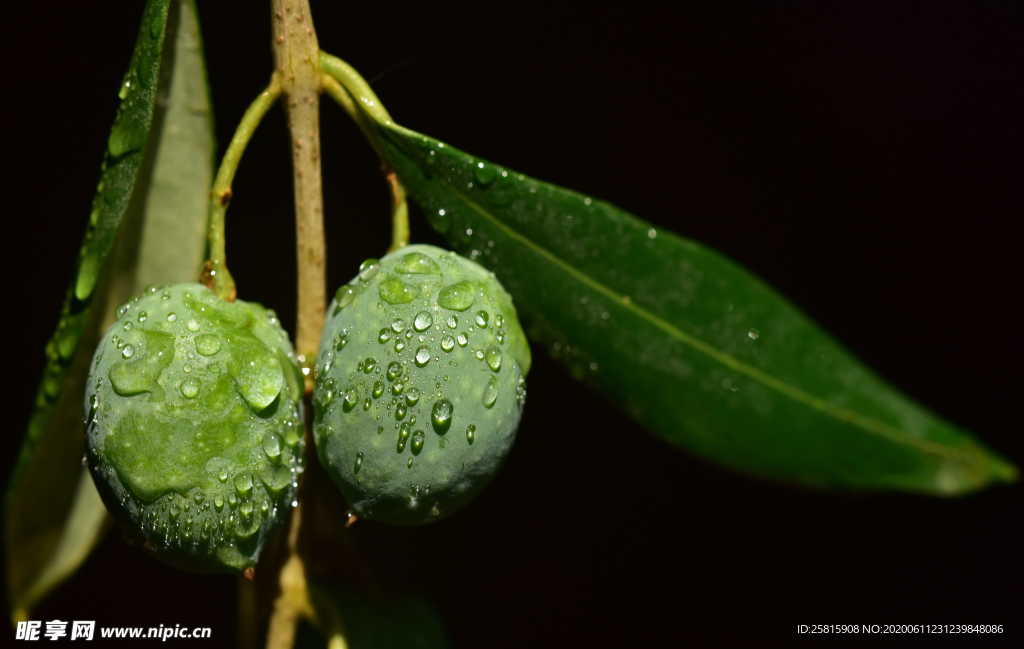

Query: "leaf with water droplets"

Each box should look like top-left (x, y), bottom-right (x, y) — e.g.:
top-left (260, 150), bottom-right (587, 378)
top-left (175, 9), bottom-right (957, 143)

top-left (7, 0), bottom-right (214, 618)
top-left (349, 100), bottom-right (1018, 496)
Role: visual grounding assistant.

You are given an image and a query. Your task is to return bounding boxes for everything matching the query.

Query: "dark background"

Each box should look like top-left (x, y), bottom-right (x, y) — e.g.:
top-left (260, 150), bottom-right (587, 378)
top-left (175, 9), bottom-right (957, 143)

top-left (4, 2), bottom-right (1022, 647)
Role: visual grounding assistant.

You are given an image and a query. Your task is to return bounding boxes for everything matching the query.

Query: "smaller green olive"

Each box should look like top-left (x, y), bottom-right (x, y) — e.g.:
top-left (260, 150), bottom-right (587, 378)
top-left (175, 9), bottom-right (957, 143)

top-left (314, 245), bottom-right (530, 525)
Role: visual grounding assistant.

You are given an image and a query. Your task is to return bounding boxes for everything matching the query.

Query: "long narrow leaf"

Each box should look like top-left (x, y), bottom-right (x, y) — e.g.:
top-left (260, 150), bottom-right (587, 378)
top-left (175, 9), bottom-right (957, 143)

top-left (355, 116), bottom-right (1016, 496)
top-left (5, 0), bottom-right (214, 618)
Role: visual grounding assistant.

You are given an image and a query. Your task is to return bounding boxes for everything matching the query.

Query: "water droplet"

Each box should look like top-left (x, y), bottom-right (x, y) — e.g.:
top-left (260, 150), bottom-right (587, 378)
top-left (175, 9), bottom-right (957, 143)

top-left (405, 387), bottom-right (420, 406)
top-left (396, 251), bottom-right (440, 275)
top-left (195, 334), bottom-right (221, 356)
top-left (410, 430), bottom-right (425, 455)
top-left (483, 376), bottom-right (498, 408)
top-left (263, 434), bottom-right (282, 461)
top-left (137, 311), bottom-right (148, 323)
top-left (466, 424), bottom-right (476, 445)
top-left (473, 160), bottom-right (497, 185)
top-left (363, 358), bottom-right (377, 374)
top-left (747, 328), bottom-right (760, 341)
top-left (413, 311), bottom-right (433, 332)
top-left (214, 496), bottom-right (224, 510)
top-left (394, 340), bottom-right (406, 353)
top-left (397, 423), bottom-right (410, 452)
top-left (354, 452), bottom-right (364, 474)
top-left (179, 377), bottom-right (200, 398)
top-left (456, 333), bottom-right (469, 347)
top-left (475, 311), bottom-right (489, 328)
top-left (372, 381), bottom-right (385, 398)
top-left (495, 314), bottom-right (504, 328)
top-left (485, 346), bottom-right (502, 372)
top-left (440, 335), bottom-right (455, 352)
top-left (379, 276), bottom-right (417, 304)
top-left (121, 345), bottom-right (135, 359)
top-left (334, 333), bottom-right (349, 351)
top-left (446, 314), bottom-right (458, 329)
top-left (647, 227), bottom-right (658, 239)
top-left (386, 361), bottom-right (402, 381)
top-left (334, 285), bottom-right (356, 309)
top-left (395, 403), bottom-right (408, 420)
top-left (187, 319), bottom-right (200, 332)
top-left (391, 382), bottom-right (405, 396)
top-left (166, 312), bottom-right (177, 322)
top-left (391, 319), bottom-right (406, 333)
top-left (107, 122), bottom-right (143, 158)
top-left (431, 399), bottom-right (453, 434)
top-left (378, 328), bottom-right (391, 344)
top-left (75, 254), bottom-right (99, 301)
top-left (437, 281), bottom-right (476, 311)
top-left (234, 473), bottom-right (253, 497)
top-left (342, 388), bottom-right (358, 412)
top-left (415, 347), bottom-right (431, 367)
top-left (358, 258), bottom-right (380, 282)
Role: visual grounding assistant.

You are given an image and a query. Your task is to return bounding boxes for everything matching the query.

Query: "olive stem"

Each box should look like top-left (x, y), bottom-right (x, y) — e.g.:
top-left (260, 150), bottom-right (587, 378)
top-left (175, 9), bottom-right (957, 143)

top-left (265, 2), bottom-right (324, 649)
top-left (204, 79), bottom-right (282, 301)
top-left (319, 61), bottom-right (409, 252)
top-left (272, 0), bottom-right (327, 376)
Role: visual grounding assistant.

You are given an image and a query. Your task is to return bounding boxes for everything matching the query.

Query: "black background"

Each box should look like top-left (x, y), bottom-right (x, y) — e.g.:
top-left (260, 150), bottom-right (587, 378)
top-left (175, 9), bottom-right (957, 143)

top-left (4, 2), bottom-right (1022, 647)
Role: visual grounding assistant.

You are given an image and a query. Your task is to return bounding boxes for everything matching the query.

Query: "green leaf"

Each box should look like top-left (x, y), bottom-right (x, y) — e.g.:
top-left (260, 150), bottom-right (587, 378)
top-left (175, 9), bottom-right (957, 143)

top-left (5, 0), bottom-right (214, 618)
top-left (362, 120), bottom-right (1016, 496)
top-left (307, 582), bottom-right (450, 649)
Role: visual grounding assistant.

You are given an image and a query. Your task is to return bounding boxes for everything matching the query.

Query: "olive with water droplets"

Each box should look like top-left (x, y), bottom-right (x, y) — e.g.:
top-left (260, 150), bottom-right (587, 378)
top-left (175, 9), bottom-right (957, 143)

top-left (84, 283), bottom-right (304, 573)
top-left (314, 244), bottom-right (530, 525)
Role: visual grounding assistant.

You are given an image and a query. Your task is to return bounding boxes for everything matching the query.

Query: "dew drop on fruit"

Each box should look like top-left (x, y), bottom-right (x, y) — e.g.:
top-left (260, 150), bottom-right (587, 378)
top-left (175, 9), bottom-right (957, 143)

top-left (414, 346), bottom-right (431, 367)
top-left (410, 430), bottom-right (425, 455)
top-left (437, 281), bottom-right (476, 311)
top-left (179, 377), bottom-right (200, 398)
top-left (431, 399), bottom-right (453, 435)
top-left (234, 473), bottom-right (253, 497)
top-left (485, 346), bottom-right (502, 372)
top-left (379, 276), bottom-right (417, 304)
top-left (483, 376), bottom-right (498, 409)
top-left (396, 251), bottom-right (440, 275)
top-left (263, 433), bottom-right (282, 461)
top-left (413, 311), bottom-right (433, 332)
top-left (195, 334), bottom-right (221, 356)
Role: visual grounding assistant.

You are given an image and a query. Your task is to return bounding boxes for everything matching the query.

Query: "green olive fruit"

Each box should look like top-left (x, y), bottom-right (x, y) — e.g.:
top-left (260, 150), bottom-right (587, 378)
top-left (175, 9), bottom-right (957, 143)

top-left (84, 283), bottom-right (304, 573)
top-left (314, 244), bottom-right (530, 525)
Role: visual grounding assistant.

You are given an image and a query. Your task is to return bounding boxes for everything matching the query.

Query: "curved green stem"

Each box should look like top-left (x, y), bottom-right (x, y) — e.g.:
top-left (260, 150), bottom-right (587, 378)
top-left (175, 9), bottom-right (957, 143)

top-left (318, 52), bottom-right (392, 124)
top-left (319, 57), bottom-right (409, 252)
top-left (204, 77), bottom-right (282, 300)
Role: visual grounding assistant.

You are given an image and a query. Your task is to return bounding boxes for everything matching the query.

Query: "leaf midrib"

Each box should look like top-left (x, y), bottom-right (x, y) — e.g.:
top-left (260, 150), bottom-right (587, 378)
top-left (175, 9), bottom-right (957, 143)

top-left (384, 124), bottom-right (987, 471)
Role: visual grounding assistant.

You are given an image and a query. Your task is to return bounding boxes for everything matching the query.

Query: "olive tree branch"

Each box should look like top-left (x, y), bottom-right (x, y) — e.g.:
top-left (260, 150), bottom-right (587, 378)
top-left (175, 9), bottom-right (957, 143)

top-left (265, 1), bottom-right (325, 649)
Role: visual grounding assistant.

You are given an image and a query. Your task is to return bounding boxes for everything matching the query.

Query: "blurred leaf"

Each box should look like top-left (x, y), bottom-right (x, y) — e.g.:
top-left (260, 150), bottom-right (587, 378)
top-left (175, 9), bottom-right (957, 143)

top-left (363, 119), bottom-right (1016, 496)
top-left (5, 0), bottom-right (214, 618)
top-left (308, 582), bottom-right (450, 649)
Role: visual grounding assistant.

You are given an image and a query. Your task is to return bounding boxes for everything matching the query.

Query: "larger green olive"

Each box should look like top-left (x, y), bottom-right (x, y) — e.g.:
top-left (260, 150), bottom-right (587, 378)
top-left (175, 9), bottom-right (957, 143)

top-left (85, 283), bottom-right (304, 573)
